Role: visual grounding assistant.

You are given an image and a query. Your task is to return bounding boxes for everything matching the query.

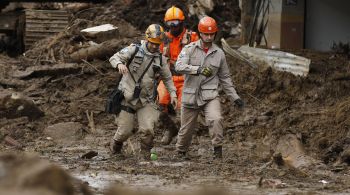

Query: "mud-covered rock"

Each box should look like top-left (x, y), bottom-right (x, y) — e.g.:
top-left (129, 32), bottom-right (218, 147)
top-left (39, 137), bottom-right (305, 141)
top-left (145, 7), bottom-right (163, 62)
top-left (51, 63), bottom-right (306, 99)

top-left (0, 154), bottom-right (75, 195)
top-left (44, 122), bottom-right (84, 145)
top-left (0, 90), bottom-right (44, 120)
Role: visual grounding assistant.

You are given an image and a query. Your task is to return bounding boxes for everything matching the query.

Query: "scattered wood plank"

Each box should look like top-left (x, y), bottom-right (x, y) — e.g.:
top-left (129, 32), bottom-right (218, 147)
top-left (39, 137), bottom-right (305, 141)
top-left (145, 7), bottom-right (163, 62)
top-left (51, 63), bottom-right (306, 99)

top-left (221, 38), bottom-right (258, 68)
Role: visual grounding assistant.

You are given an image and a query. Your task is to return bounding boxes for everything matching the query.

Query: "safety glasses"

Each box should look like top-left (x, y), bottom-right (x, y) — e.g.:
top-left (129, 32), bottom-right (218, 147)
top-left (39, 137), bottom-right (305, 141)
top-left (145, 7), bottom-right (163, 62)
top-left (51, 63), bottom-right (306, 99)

top-left (166, 20), bottom-right (181, 27)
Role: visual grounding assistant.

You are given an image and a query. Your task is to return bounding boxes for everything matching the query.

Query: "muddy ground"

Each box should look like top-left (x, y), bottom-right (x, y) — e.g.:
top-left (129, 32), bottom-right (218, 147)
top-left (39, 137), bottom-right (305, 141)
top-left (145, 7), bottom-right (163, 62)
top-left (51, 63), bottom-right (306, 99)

top-left (0, 0), bottom-right (350, 194)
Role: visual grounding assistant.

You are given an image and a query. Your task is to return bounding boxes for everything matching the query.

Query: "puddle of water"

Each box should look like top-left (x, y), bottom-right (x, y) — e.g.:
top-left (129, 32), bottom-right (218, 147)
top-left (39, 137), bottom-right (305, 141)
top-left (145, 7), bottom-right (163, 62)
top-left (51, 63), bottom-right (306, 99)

top-left (72, 170), bottom-right (168, 191)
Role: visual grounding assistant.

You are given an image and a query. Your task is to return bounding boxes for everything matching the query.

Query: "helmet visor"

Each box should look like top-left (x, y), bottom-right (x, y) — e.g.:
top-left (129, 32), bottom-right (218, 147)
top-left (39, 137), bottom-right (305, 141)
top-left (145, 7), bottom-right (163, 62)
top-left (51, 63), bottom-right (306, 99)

top-left (166, 20), bottom-right (180, 27)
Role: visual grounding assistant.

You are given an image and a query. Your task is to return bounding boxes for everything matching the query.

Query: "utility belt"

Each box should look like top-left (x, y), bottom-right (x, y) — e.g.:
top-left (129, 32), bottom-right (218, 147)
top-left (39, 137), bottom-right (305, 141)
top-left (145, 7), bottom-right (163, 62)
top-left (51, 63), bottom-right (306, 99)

top-left (120, 105), bottom-right (136, 114)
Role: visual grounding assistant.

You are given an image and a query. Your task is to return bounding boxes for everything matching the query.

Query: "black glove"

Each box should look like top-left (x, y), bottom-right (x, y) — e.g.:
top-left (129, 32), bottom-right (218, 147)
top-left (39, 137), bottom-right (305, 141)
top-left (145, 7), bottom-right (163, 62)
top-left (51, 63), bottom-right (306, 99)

top-left (234, 98), bottom-right (244, 109)
top-left (197, 67), bottom-right (212, 77)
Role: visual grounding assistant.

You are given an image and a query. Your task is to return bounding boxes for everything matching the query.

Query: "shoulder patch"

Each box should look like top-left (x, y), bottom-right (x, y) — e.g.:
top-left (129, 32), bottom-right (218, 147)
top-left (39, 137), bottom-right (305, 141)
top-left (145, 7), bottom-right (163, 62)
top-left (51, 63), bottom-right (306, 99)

top-left (120, 47), bottom-right (129, 54)
top-left (178, 49), bottom-right (187, 58)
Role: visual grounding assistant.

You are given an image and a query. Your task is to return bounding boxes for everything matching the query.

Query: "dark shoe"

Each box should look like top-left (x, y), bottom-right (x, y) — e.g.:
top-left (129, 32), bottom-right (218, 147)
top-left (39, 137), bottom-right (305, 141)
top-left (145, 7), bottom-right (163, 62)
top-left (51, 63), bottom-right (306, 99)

top-left (110, 140), bottom-right (123, 155)
top-left (213, 146), bottom-right (222, 159)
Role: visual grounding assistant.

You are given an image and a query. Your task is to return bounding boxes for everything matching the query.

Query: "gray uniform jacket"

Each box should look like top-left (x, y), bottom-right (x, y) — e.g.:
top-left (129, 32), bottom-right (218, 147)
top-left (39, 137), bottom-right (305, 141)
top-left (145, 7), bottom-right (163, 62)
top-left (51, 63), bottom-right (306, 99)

top-left (175, 40), bottom-right (240, 108)
top-left (110, 41), bottom-right (177, 106)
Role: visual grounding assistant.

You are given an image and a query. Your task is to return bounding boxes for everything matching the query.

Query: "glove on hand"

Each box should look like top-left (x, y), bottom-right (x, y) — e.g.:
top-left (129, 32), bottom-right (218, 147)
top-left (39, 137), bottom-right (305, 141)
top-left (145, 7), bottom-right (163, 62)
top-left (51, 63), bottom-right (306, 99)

top-left (234, 98), bottom-right (244, 109)
top-left (197, 67), bottom-right (213, 77)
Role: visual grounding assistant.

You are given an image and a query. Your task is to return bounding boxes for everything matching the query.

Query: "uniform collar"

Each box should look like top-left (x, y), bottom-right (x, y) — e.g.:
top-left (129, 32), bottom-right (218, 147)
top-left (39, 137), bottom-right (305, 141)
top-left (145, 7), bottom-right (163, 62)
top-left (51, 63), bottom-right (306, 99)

top-left (194, 40), bottom-right (219, 54)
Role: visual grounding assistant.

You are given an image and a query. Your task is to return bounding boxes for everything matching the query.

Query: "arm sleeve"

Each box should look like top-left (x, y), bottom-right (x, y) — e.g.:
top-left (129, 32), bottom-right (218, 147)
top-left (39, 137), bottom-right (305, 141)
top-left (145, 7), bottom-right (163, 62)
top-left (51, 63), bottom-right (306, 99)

top-left (218, 53), bottom-right (241, 102)
top-left (175, 46), bottom-right (200, 75)
top-left (109, 44), bottom-right (137, 68)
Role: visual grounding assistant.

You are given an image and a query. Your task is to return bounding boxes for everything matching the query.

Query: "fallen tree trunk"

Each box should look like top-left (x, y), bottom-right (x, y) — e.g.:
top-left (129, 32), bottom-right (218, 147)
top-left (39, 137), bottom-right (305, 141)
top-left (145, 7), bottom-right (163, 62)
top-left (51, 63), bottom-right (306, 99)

top-left (70, 39), bottom-right (128, 62)
top-left (12, 63), bottom-right (81, 79)
top-left (0, 78), bottom-right (27, 88)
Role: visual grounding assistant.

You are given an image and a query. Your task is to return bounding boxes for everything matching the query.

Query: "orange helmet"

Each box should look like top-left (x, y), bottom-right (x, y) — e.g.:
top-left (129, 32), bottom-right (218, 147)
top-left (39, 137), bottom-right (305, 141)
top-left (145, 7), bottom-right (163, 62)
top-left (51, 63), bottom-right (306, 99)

top-left (164, 6), bottom-right (185, 22)
top-left (145, 24), bottom-right (165, 44)
top-left (198, 16), bottom-right (218, 33)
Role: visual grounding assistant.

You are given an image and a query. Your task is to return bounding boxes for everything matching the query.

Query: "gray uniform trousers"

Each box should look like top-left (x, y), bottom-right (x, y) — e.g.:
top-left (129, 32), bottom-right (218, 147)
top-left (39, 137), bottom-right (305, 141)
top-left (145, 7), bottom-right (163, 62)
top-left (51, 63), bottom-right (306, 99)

top-left (176, 98), bottom-right (223, 152)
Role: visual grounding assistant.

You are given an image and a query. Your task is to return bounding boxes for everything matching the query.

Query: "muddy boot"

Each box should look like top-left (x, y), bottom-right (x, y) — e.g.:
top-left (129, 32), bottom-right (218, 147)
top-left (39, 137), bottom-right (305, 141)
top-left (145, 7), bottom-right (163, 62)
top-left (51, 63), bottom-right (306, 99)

top-left (110, 139), bottom-right (123, 155)
top-left (160, 115), bottom-right (179, 145)
top-left (161, 130), bottom-right (176, 145)
top-left (140, 136), bottom-right (153, 161)
top-left (213, 146), bottom-right (222, 159)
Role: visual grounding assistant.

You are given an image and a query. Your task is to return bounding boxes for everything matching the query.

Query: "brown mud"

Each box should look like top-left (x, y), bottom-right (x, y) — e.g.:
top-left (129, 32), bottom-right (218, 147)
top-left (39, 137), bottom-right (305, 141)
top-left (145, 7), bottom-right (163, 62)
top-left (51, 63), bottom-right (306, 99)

top-left (0, 0), bottom-right (349, 194)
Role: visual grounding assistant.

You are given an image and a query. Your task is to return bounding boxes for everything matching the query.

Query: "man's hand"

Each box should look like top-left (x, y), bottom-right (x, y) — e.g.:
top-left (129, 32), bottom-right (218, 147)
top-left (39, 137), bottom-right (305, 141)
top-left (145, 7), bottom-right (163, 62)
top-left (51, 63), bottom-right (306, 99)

top-left (170, 96), bottom-right (178, 110)
top-left (117, 64), bottom-right (128, 74)
top-left (234, 98), bottom-right (244, 109)
top-left (197, 67), bottom-right (213, 77)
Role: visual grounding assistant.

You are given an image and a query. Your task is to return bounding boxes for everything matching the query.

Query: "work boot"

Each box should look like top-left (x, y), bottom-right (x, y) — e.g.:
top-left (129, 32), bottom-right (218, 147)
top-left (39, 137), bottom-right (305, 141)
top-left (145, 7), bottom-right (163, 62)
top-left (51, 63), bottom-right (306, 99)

top-left (213, 146), bottom-right (222, 159)
top-left (110, 139), bottom-right (123, 155)
top-left (160, 117), bottom-right (179, 145)
top-left (140, 137), bottom-right (153, 161)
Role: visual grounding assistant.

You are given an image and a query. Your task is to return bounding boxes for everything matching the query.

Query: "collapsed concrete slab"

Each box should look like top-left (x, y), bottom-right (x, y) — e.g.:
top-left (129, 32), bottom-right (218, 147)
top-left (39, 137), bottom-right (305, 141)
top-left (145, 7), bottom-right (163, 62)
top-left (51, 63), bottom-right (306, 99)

top-left (81, 24), bottom-right (119, 43)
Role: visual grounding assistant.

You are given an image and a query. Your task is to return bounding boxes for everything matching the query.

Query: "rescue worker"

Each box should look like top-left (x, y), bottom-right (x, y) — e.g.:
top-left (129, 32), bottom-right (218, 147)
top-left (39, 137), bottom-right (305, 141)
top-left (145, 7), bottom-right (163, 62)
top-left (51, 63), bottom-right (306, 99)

top-left (175, 16), bottom-right (244, 159)
top-left (157, 6), bottom-right (199, 145)
top-left (109, 24), bottom-right (177, 160)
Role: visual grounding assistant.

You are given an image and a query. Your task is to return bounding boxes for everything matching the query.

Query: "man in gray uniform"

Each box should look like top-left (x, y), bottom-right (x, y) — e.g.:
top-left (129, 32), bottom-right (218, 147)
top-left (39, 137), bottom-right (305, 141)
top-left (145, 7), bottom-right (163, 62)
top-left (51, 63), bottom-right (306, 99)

top-left (109, 24), bottom-right (177, 160)
top-left (175, 17), bottom-right (244, 159)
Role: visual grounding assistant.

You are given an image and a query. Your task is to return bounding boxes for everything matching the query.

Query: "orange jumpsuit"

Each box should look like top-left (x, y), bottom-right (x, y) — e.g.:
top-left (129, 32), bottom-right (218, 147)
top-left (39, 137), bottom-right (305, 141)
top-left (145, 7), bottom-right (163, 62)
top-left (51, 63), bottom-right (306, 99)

top-left (157, 28), bottom-right (199, 109)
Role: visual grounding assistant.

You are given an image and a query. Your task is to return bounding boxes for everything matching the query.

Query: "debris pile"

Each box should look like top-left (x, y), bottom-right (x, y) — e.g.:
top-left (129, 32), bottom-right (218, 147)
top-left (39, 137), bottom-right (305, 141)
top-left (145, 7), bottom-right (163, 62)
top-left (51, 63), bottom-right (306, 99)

top-left (0, 0), bottom-right (349, 194)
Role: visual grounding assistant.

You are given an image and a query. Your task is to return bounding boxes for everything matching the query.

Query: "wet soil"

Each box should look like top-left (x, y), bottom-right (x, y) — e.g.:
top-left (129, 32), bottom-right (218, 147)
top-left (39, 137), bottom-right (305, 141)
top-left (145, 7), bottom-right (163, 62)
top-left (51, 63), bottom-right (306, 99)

top-left (0, 0), bottom-right (349, 194)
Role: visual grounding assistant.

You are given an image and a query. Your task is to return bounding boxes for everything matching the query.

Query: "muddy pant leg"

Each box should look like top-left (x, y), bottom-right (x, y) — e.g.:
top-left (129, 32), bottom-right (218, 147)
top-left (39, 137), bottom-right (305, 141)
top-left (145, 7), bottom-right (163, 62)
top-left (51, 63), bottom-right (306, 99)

top-left (176, 107), bottom-right (200, 152)
top-left (113, 110), bottom-right (135, 143)
top-left (137, 104), bottom-right (160, 150)
top-left (204, 98), bottom-right (223, 147)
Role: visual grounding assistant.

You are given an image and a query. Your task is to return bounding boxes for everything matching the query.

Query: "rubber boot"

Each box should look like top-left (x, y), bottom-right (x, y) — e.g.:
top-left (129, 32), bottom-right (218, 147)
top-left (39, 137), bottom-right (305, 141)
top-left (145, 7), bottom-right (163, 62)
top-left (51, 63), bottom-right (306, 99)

top-left (213, 146), bottom-right (222, 159)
